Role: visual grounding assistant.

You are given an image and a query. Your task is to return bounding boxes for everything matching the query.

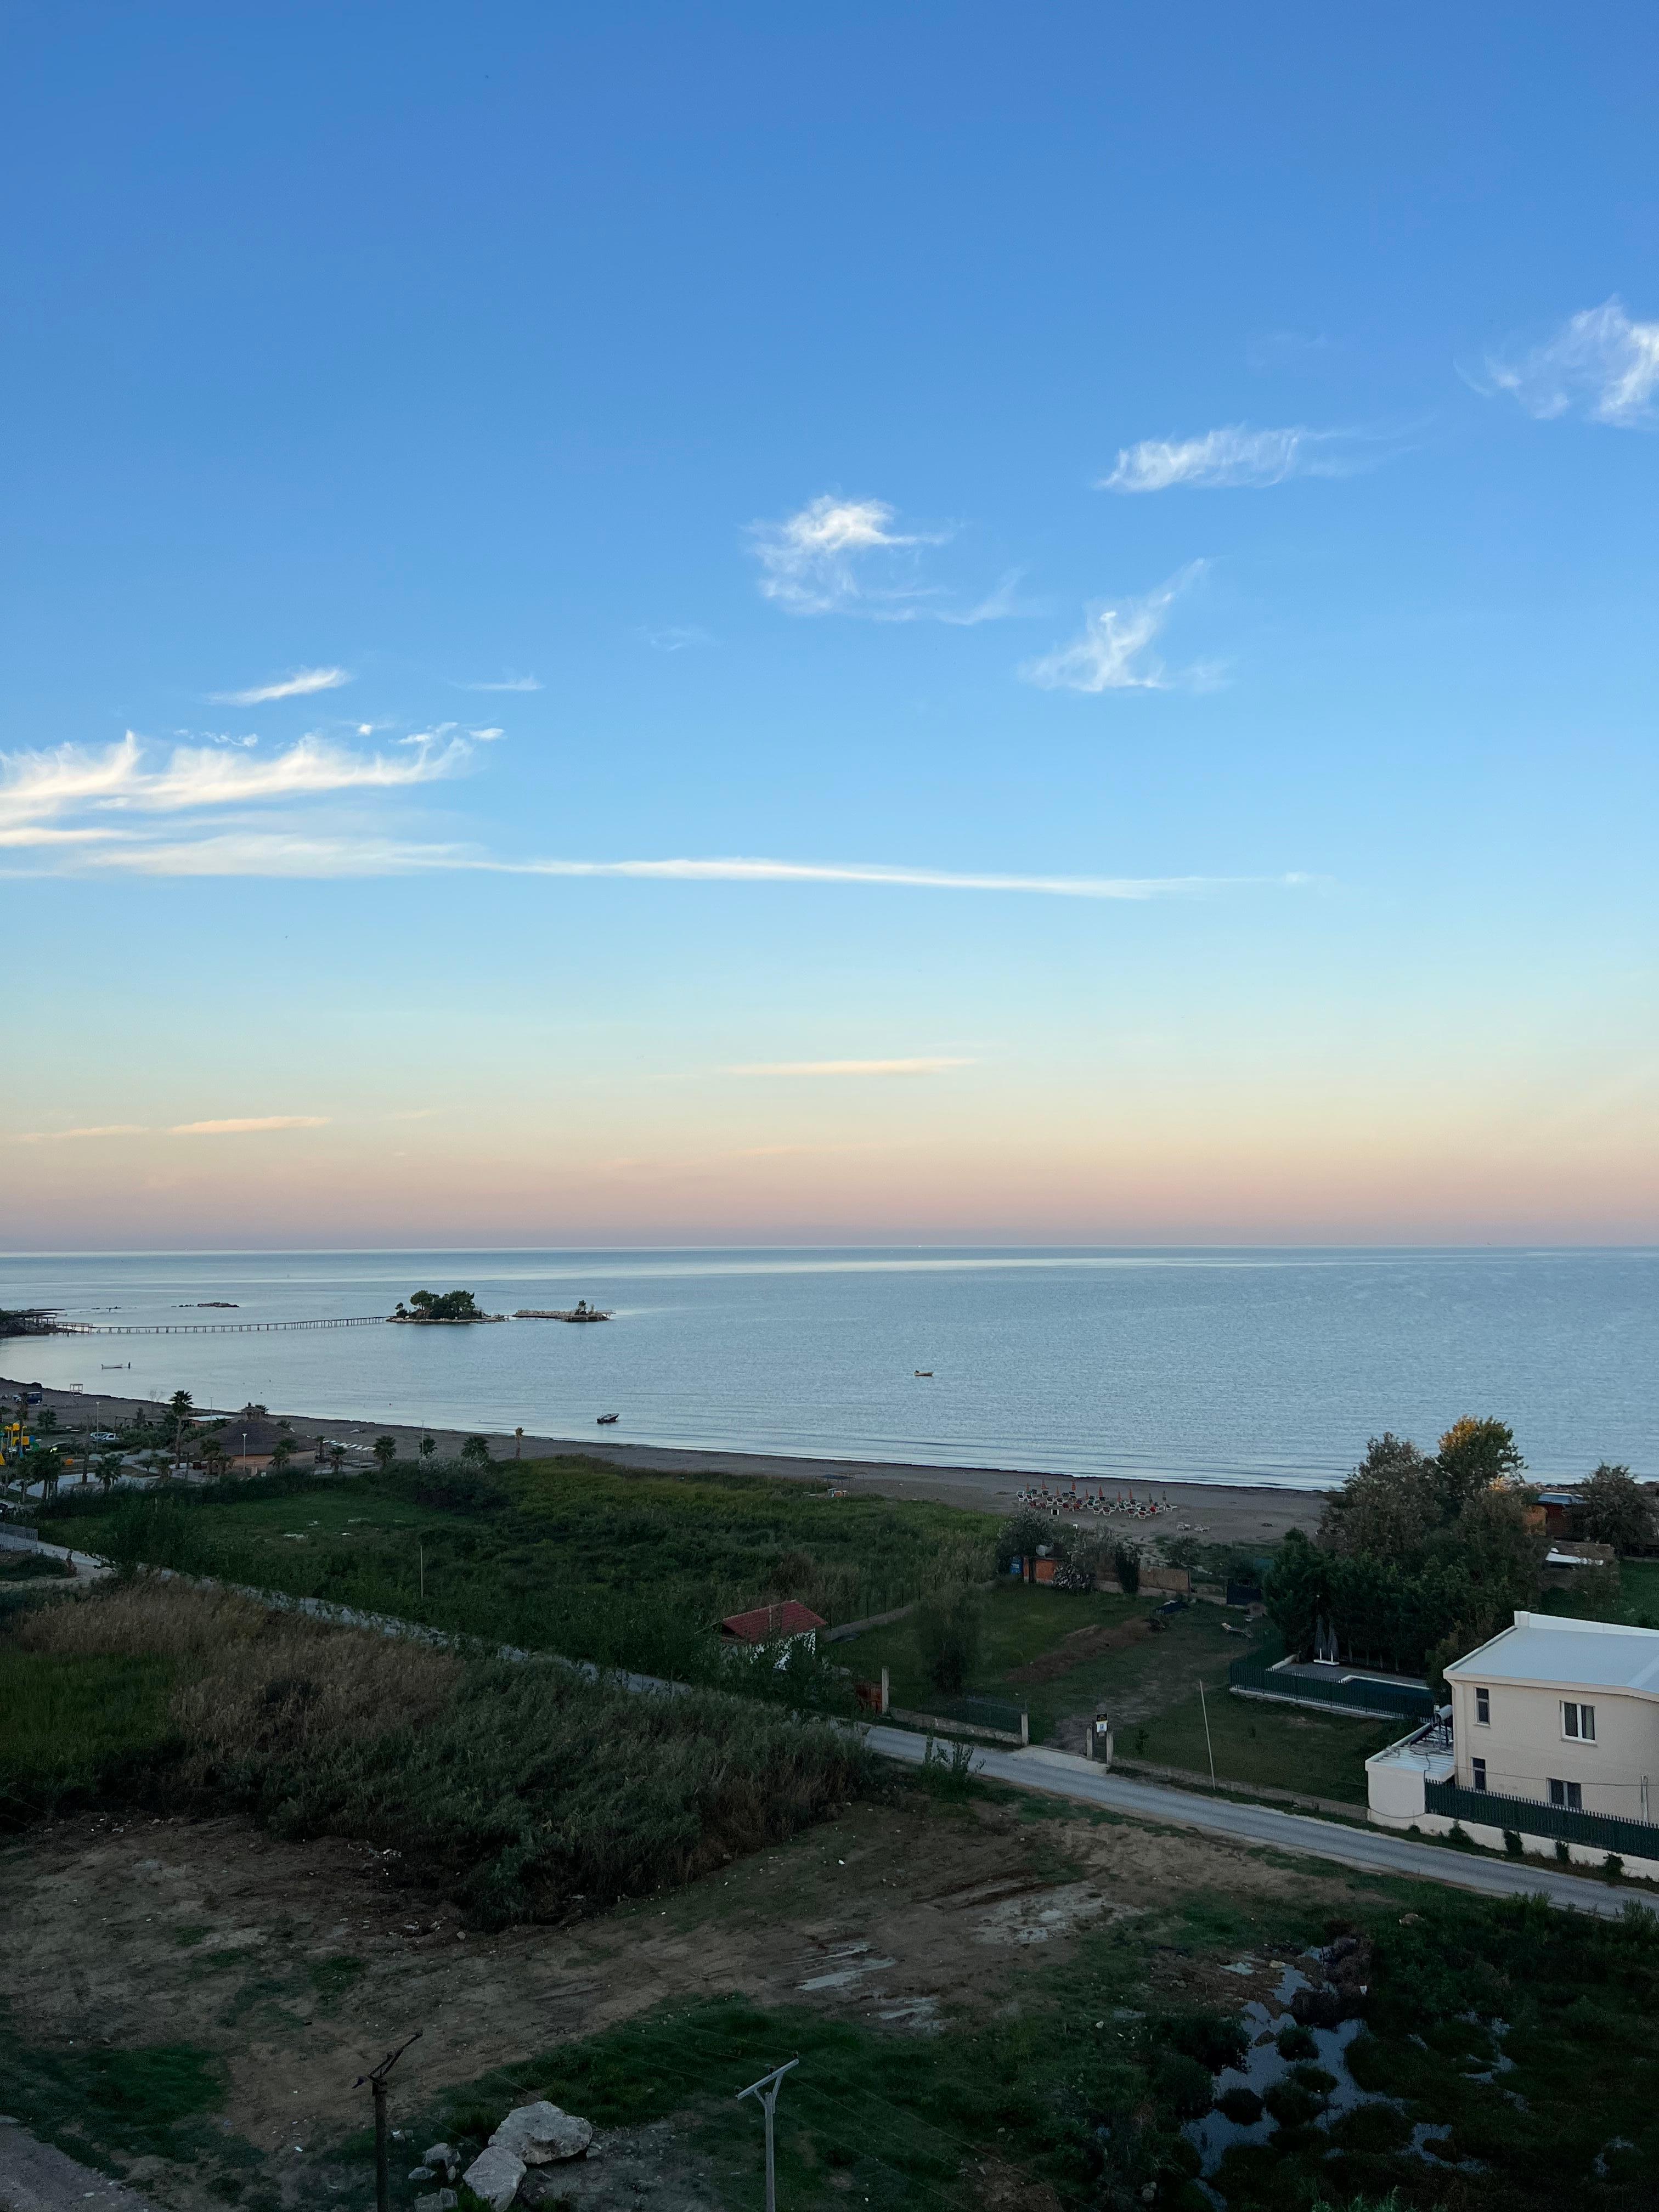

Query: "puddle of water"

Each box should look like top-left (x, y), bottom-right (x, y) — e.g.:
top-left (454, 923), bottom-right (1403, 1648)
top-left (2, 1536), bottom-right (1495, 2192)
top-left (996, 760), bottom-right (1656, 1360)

top-left (1184, 1955), bottom-right (1495, 2188)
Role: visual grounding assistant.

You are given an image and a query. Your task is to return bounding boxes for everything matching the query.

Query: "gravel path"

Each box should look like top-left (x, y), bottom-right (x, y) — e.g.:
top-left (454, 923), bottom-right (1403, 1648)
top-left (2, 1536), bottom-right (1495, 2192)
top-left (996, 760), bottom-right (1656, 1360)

top-left (0, 2122), bottom-right (161, 2212)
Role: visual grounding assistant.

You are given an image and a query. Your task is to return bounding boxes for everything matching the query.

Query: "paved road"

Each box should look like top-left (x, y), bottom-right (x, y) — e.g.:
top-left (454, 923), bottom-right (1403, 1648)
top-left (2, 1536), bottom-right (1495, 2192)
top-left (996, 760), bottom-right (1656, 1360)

top-left (867, 1728), bottom-right (1655, 1918)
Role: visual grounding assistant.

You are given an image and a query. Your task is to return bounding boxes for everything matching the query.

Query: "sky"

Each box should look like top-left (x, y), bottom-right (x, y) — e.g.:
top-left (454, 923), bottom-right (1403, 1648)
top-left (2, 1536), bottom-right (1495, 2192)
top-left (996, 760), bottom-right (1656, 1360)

top-left (3, 2), bottom-right (1657, 1250)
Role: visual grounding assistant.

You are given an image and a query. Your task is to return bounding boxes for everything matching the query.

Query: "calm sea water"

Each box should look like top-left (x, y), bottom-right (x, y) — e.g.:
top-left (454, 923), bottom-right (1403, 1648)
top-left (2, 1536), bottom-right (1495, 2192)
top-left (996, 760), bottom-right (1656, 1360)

top-left (1, 1248), bottom-right (1654, 1490)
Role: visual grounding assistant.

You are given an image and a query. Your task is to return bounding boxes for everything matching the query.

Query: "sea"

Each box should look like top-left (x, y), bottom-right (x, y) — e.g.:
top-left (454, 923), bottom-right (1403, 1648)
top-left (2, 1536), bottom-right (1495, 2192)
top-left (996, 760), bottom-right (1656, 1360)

top-left (1, 1247), bottom-right (1655, 1491)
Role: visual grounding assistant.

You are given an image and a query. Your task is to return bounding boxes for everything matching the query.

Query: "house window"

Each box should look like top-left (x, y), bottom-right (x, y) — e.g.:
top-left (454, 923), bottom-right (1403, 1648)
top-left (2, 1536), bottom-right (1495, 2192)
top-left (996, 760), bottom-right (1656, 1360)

top-left (1549, 1779), bottom-right (1584, 1812)
top-left (1562, 1702), bottom-right (1596, 1742)
top-left (1475, 1686), bottom-right (1489, 1725)
top-left (1471, 1758), bottom-right (1487, 1792)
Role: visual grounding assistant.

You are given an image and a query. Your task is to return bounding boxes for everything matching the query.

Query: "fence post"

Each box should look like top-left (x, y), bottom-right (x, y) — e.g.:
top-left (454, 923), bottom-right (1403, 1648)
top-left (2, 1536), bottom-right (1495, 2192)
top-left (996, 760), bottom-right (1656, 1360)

top-left (881, 1664), bottom-right (889, 1716)
top-left (1019, 1708), bottom-right (1029, 1746)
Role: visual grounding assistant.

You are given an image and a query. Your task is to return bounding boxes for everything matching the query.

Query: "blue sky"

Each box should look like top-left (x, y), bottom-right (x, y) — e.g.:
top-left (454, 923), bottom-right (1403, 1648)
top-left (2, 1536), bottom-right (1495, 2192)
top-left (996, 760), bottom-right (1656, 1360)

top-left (4, 3), bottom-right (1657, 1248)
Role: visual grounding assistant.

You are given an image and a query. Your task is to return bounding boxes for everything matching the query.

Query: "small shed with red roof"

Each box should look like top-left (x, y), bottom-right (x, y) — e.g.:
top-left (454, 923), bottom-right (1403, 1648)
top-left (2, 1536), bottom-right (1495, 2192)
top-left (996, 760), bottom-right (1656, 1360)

top-left (719, 1600), bottom-right (827, 1650)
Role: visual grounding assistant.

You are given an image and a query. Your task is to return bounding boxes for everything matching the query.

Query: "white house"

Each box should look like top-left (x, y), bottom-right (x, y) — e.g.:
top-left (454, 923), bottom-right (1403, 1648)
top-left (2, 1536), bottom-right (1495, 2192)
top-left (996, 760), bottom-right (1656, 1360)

top-left (1366, 1611), bottom-right (1659, 1877)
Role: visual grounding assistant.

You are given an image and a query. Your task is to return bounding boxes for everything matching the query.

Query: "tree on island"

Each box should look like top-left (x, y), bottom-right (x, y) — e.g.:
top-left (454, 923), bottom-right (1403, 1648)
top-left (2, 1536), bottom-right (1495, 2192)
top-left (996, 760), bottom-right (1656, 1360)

top-left (397, 1289), bottom-right (482, 1322)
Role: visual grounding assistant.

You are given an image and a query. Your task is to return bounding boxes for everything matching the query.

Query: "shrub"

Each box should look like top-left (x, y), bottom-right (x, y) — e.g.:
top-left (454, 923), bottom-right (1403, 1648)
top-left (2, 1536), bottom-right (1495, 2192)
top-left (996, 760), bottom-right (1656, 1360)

top-left (1276, 2023), bottom-right (1316, 2061)
top-left (1166, 2012), bottom-right (1249, 2073)
top-left (1216, 2086), bottom-right (1262, 2124)
top-left (912, 1586), bottom-right (981, 1694)
top-left (1112, 1543), bottom-right (1141, 1595)
top-left (995, 1507), bottom-right (1053, 1571)
top-left (1504, 1829), bottom-right (1524, 1858)
top-left (1262, 2080), bottom-right (1323, 2128)
top-left (1150, 2051), bottom-right (1214, 2119)
top-left (1604, 1853), bottom-right (1625, 1881)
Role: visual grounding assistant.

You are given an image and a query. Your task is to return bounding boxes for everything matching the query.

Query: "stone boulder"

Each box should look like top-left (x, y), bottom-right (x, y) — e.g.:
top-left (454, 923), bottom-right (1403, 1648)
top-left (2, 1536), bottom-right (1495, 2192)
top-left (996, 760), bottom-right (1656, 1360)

top-left (461, 2143), bottom-right (526, 2211)
top-left (489, 2102), bottom-right (593, 2166)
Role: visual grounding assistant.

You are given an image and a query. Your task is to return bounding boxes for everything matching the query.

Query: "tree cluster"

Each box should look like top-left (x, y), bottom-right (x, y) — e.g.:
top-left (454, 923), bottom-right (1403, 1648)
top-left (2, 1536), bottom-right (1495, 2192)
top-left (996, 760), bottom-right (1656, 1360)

top-left (1267, 1418), bottom-right (1546, 1681)
top-left (394, 1289), bottom-right (482, 1321)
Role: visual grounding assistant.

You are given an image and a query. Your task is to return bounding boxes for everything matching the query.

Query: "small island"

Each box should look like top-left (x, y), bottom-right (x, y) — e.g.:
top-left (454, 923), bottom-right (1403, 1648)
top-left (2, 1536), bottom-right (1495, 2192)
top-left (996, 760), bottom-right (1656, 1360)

top-left (389, 1288), bottom-right (505, 1324)
top-left (513, 1299), bottom-right (613, 1323)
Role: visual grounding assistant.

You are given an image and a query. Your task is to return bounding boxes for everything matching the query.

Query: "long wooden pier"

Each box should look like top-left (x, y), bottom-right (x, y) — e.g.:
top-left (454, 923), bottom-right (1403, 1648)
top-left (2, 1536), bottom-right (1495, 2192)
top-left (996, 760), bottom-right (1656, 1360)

top-left (53, 1316), bottom-right (387, 1337)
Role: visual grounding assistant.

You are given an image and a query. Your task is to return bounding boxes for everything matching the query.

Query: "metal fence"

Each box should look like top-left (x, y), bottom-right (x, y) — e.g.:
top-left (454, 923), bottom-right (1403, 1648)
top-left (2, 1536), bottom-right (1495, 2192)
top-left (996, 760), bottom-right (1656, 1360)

top-left (1424, 1777), bottom-right (1659, 1861)
top-left (1227, 1654), bottom-right (1435, 1720)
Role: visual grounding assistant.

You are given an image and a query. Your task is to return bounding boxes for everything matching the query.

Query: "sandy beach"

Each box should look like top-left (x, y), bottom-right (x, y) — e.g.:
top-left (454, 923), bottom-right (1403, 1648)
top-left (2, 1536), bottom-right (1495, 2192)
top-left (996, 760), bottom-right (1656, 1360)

top-left (3, 1372), bottom-right (1329, 1545)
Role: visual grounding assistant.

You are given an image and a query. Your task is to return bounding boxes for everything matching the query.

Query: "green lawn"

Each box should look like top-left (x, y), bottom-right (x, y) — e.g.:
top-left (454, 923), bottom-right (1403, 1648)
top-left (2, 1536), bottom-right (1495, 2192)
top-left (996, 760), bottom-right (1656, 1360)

top-left (839, 1581), bottom-right (1271, 1742)
top-left (1130, 1684), bottom-right (1400, 1803)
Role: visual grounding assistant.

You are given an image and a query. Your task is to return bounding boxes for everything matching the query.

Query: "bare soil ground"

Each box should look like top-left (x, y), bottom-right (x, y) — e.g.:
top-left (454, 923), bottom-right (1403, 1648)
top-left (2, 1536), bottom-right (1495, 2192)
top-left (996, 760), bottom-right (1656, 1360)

top-left (0, 1791), bottom-right (1366, 2212)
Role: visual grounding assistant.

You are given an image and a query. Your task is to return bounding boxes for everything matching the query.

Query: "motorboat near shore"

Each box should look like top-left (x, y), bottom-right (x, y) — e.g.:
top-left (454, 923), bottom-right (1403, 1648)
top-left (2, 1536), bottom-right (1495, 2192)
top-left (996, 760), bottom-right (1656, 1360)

top-left (513, 1300), bottom-right (613, 1323)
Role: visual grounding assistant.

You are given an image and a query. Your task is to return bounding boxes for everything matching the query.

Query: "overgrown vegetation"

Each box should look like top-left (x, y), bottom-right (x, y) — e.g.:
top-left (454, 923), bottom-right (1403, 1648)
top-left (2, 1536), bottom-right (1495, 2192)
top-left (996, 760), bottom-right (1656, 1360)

top-left (39, 1452), bottom-right (994, 1684)
top-left (0, 1579), bottom-right (874, 1925)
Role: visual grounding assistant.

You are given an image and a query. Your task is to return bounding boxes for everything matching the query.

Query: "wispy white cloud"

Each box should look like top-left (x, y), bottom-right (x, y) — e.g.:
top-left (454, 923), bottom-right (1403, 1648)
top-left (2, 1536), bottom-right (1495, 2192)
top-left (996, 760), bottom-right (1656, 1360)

top-left (7, 1124), bottom-right (149, 1144)
top-left (2, 730), bottom-right (476, 826)
top-left (1479, 297), bottom-right (1659, 426)
top-left (459, 673), bottom-right (541, 692)
top-left (724, 1057), bottom-right (975, 1077)
top-left (7, 1116), bottom-right (329, 1143)
top-left (209, 667), bottom-right (351, 705)
top-left (1103, 425), bottom-right (1358, 492)
top-left (1020, 565), bottom-right (1214, 694)
top-left (645, 624), bottom-right (714, 651)
top-left (169, 1116), bottom-right (330, 1136)
top-left (748, 493), bottom-right (1020, 625)
top-left (12, 827), bottom-right (1300, 900)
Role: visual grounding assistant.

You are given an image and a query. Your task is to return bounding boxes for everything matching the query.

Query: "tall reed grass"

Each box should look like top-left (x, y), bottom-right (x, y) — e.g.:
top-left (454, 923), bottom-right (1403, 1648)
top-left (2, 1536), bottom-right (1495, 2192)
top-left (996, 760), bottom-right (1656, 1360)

top-left (4, 1578), bottom-right (874, 1925)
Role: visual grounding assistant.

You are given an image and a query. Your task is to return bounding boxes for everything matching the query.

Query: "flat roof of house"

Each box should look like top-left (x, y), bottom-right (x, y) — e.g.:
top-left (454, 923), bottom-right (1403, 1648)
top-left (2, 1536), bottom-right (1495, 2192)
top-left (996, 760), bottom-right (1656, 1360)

top-left (1446, 1610), bottom-right (1659, 1695)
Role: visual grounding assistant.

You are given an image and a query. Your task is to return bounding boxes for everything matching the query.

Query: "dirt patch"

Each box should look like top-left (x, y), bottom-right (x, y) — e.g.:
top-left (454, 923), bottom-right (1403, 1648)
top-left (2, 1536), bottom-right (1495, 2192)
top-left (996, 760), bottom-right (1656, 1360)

top-left (0, 1791), bottom-right (1369, 2212)
top-left (1007, 1618), bottom-right (1151, 1685)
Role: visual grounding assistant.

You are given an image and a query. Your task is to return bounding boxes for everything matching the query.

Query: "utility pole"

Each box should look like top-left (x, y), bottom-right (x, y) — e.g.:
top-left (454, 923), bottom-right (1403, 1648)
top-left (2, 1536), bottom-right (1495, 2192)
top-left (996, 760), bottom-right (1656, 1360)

top-left (1199, 1678), bottom-right (1217, 1788)
top-left (353, 2029), bottom-right (422, 2212)
top-left (736, 2059), bottom-right (797, 2212)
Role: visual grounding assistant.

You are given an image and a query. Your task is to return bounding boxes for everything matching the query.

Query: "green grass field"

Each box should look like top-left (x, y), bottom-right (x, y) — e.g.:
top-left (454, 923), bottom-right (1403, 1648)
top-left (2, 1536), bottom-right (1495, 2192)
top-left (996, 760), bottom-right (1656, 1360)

top-left (40, 1457), bottom-right (994, 1682)
top-left (1130, 1684), bottom-right (1400, 1803)
top-left (841, 1581), bottom-right (1269, 1743)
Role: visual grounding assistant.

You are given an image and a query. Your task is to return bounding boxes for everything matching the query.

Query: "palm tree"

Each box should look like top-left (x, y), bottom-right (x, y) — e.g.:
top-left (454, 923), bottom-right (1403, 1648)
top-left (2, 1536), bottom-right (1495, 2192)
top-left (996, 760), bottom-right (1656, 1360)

top-left (373, 1435), bottom-right (398, 1471)
top-left (167, 1390), bottom-right (195, 1474)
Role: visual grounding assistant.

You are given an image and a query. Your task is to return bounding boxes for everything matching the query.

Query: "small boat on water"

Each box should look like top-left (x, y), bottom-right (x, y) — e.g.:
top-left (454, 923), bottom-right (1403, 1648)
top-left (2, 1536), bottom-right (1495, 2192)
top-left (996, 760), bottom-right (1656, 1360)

top-left (596, 1412), bottom-right (620, 1425)
top-left (914, 1369), bottom-right (933, 1377)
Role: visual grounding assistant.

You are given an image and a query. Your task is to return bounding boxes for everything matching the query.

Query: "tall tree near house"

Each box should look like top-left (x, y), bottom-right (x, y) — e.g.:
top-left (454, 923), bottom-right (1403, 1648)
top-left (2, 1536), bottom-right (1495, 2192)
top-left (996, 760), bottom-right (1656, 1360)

top-left (1319, 1432), bottom-right (1440, 1554)
top-left (1432, 1416), bottom-right (1524, 1520)
top-left (1576, 1463), bottom-right (1655, 1554)
top-left (270, 1435), bottom-right (295, 1474)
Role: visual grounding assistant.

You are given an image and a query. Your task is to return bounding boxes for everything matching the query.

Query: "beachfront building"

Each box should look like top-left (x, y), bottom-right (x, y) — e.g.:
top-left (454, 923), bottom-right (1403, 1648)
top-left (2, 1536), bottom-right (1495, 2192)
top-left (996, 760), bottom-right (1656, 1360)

top-left (1367, 1610), bottom-right (1659, 1877)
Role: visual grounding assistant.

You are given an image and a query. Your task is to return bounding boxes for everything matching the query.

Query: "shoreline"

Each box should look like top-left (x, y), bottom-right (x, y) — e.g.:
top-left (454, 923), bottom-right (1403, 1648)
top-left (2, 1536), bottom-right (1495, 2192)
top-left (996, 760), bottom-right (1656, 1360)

top-left (3, 1373), bottom-right (1330, 1545)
